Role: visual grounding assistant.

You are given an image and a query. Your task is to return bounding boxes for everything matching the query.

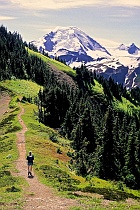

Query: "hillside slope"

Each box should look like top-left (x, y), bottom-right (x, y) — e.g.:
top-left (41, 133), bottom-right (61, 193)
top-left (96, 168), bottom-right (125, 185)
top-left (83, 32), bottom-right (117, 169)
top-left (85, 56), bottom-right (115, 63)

top-left (1, 80), bottom-right (140, 209)
top-left (27, 48), bottom-right (77, 88)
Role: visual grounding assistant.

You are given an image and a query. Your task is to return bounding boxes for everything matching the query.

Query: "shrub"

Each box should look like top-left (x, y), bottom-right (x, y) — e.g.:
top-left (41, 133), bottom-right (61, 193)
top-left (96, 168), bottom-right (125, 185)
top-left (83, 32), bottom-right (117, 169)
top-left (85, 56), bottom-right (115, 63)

top-left (39, 165), bottom-right (80, 191)
top-left (125, 174), bottom-right (136, 189)
top-left (49, 134), bottom-right (58, 143)
top-left (57, 148), bottom-right (62, 154)
top-left (6, 186), bottom-right (20, 192)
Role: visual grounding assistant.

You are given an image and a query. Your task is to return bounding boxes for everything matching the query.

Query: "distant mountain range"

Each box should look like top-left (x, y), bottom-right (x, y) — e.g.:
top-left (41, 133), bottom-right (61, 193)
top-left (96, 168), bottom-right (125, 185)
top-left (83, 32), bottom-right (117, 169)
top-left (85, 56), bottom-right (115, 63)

top-left (31, 26), bottom-right (140, 89)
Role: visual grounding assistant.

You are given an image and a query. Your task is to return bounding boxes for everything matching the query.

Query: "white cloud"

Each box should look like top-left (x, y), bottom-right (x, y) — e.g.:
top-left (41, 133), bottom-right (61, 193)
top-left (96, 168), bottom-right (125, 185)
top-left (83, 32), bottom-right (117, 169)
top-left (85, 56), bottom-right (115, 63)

top-left (11, 0), bottom-right (98, 9)
top-left (108, 0), bottom-right (140, 7)
top-left (9, 0), bottom-right (102, 10)
top-left (9, 0), bottom-right (140, 10)
top-left (0, 15), bottom-right (16, 20)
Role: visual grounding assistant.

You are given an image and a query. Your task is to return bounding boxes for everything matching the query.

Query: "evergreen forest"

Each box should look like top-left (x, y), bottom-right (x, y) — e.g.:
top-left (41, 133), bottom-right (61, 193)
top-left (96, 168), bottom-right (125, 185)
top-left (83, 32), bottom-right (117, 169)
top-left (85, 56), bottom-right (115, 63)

top-left (1, 25), bottom-right (140, 190)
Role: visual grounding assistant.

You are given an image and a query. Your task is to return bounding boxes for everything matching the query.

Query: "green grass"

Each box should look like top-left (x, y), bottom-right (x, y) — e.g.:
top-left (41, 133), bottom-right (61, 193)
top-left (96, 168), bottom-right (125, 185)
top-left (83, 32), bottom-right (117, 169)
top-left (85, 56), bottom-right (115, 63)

top-left (91, 80), bottom-right (107, 103)
top-left (91, 80), bottom-right (140, 115)
top-left (0, 101), bottom-right (26, 209)
top-left (21, 103), bottom-right (72, 174)
top-left (21, 102), bottom-right (140, 209)
top-left (113, 97), bottom-right (140, 115)
top-left (1, 79), bottom-right (140, 209)
top-left (0, 79), bottom-right (41, 99)
top-left (92, 80), bottom-right (104, 95)
top-left (27, 48), bottom-right (76, 77)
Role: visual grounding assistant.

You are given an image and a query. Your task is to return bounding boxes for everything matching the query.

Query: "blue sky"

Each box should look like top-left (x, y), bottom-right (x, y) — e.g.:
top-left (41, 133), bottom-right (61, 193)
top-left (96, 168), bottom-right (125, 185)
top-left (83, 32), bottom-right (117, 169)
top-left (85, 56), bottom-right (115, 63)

top-left (0, 0), bottom-right (140, 47)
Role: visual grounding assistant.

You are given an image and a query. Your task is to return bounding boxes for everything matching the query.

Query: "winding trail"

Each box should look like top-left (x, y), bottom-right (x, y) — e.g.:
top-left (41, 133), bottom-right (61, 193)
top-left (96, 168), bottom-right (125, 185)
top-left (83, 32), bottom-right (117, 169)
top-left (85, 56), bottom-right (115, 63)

top-left (15, 104), bottom-right (78, 210)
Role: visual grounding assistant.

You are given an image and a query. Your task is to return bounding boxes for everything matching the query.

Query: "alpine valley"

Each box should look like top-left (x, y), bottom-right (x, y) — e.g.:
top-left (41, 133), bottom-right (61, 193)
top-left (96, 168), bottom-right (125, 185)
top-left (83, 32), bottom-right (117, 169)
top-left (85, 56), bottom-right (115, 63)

top-left (31, 26), bottom-right (140, 89)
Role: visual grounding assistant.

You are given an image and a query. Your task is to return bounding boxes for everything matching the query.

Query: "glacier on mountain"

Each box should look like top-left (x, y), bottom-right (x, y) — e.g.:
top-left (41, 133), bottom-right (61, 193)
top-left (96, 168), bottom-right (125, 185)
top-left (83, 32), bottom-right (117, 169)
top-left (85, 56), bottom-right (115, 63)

top-left (31, 26), bottom-right (140, 89)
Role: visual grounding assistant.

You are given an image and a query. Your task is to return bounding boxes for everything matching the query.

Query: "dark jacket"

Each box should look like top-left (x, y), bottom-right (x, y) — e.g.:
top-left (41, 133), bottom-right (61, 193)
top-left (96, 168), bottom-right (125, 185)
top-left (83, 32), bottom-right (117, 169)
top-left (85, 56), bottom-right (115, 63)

top-left (27, 155), bottom-right (34, 164)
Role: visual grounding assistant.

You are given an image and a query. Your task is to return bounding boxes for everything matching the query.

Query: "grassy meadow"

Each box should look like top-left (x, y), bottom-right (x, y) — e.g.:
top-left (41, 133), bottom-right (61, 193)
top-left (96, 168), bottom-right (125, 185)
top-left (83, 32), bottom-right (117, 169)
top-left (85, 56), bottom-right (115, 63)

top-left (0, 96), bottom-right (26, 209)
top-left (27, 48), bottom-right (76, 77)
top-left (1, 79), bottom-right (140, 209)
top-left (113, 97), bottom-right (140, 115)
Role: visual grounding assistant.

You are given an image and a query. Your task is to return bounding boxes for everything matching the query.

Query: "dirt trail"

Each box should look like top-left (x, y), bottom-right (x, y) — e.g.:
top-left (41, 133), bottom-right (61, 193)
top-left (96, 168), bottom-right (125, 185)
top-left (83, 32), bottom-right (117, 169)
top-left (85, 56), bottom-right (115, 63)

top-left (15, 104), bottom-right (78, 210)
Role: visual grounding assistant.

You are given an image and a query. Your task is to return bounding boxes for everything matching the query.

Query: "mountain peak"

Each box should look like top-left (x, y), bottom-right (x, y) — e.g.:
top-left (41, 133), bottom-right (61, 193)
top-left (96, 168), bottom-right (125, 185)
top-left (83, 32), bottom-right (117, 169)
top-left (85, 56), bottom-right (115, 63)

top-left (48, 26), bottom-right (85, 39)
top-left (128, 43), bottom-right (139, 55)
top-left (32, 26), bottom-right (111, 64)
top-left (118, 44), bottom-right (128, 50)
top-left (53, 26), bottom-right (80, 32)
top-left (130, 43), bottom-right (137, 47)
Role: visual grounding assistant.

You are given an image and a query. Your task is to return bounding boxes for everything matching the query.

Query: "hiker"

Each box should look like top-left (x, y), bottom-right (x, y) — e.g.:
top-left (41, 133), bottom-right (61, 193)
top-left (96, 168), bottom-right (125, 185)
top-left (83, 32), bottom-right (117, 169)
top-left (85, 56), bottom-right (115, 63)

top-left (26, 151), bottom-right (34, 177)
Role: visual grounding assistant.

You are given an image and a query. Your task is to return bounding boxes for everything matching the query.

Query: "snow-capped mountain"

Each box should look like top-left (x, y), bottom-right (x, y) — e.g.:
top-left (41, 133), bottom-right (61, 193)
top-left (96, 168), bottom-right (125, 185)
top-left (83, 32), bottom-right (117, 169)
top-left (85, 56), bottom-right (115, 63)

top-left (31, 26), bottom-right (111, 65)
top-left (31, 26), bottom-right (140, 89)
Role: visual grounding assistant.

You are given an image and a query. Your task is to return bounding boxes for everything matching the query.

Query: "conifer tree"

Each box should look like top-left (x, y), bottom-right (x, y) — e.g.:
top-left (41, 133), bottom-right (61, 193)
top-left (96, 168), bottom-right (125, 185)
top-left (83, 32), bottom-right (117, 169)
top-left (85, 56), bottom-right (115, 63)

top-left (99, 106), bottom-right (115, 179)
top-left (123, 119), bottom-right (138, 188)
